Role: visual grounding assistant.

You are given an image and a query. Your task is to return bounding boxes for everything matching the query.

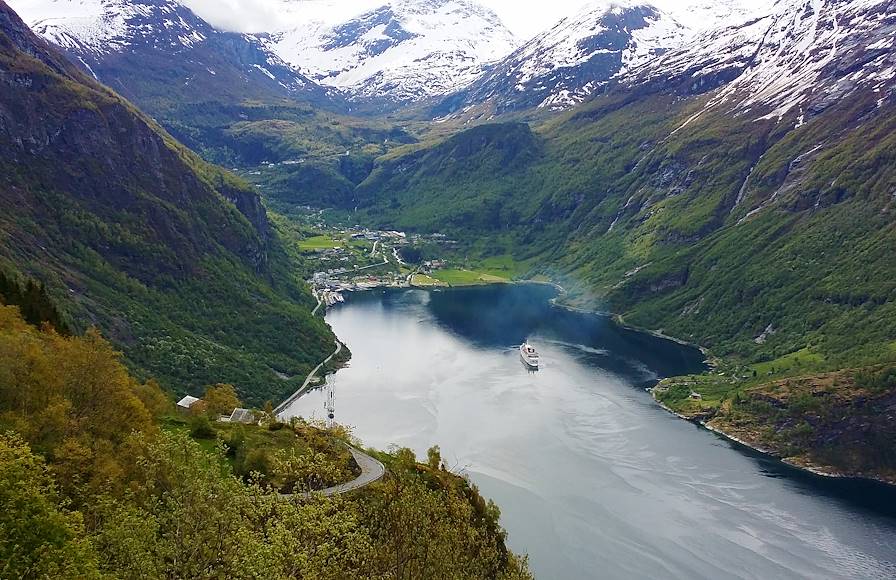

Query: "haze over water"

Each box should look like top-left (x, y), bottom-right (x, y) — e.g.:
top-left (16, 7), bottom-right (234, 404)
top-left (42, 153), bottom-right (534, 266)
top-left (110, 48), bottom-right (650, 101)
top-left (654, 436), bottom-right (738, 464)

top-left (283, 285), bottom-right (896, 579)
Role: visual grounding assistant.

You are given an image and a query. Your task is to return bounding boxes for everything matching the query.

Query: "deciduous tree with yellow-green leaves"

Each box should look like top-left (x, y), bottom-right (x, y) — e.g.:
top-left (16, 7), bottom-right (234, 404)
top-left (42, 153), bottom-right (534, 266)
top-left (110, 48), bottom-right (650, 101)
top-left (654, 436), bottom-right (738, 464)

top-left (0, 304), bottom-right (532, 579)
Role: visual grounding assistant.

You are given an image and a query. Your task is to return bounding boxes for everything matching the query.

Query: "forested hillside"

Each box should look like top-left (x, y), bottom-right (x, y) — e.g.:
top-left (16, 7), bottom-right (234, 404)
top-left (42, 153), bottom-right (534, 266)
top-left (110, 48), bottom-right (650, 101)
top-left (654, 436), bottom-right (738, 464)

top-left (0, 1), bottom-right (334, 404)
top-left (0, 303), bottom-right (532, 579)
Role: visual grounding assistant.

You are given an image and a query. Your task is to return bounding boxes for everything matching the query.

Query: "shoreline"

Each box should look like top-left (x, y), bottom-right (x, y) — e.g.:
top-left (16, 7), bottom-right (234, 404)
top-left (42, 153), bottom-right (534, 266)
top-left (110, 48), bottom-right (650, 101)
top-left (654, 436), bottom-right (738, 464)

top-left (545, 283), bottom-right (895, 489)
top-left (651, 389), bottom-right (896, 489)
top-left (545, 282), bottom-right (712, 362)
top-left (308, 278), bottom-right (896, 490)
top-left (275, 339), bottom-right (343, 416)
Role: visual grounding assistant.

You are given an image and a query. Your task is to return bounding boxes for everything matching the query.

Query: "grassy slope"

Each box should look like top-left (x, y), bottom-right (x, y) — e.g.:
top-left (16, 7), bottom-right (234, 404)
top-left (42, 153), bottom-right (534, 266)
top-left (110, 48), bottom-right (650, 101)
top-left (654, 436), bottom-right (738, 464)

top-left (431, 269), bottom-right (509, 286)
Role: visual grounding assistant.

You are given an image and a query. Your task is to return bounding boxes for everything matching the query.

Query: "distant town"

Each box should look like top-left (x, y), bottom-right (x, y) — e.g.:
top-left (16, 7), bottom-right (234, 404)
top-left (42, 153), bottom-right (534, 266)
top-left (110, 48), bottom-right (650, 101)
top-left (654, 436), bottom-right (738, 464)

top-left (304, 228), bottom-right (461, 310)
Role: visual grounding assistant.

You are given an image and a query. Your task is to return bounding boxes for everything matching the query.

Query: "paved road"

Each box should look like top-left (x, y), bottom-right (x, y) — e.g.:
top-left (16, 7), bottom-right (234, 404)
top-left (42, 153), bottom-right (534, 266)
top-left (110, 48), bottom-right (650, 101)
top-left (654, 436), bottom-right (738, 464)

top-left (273, 340), bottom-right (387, 498)
top-left (274, 340), bottom-right (342, 415)
top-left (279, 444), bottom-right (386, 499)
top-left (311, 295), bottom-right (323, 316)
top-left (318, 446), bottom-right (386, 496)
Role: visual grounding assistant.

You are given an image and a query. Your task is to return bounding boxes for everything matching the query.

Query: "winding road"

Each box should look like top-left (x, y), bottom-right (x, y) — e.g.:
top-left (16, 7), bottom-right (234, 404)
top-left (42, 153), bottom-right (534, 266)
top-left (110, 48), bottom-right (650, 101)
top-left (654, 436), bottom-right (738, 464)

top-left (320, 446), bottom-right (386, 496)
top-left (311, 295), bottom-right (324, 316)
top-left (280, 445), bottom-right (386, 499)
top-left (275, 339), bottom-right (387, 496)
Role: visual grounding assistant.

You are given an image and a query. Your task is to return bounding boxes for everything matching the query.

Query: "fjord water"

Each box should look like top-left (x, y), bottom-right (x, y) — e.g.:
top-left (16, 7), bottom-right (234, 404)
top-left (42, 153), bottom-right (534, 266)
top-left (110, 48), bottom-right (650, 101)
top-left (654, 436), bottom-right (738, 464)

top-left (282, 286), bottom-right (896, 579)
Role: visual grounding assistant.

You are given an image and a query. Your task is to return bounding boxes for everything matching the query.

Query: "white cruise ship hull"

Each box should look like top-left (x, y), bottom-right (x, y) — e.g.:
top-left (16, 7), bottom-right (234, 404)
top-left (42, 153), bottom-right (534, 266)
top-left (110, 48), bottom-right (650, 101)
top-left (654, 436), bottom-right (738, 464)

top-left (519, 344), bottom-right (539, 369)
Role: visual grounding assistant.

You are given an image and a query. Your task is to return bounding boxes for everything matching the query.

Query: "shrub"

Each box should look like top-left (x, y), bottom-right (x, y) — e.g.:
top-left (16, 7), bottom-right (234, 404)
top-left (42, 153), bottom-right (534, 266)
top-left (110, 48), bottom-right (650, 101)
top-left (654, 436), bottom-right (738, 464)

top-left (189, 414), bottom-right (216, 440)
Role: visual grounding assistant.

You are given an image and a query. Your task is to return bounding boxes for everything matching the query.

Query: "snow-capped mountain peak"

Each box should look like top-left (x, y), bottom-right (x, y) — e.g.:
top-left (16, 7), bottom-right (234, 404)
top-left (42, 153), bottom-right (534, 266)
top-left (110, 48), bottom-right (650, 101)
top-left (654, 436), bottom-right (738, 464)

top-left (263, 0), bottom-right (519, 103)
top-left (433, 1), bottom-right (690, 118)
top-left (8, 0), bottom-right (334, 104)
top-left (17, 0), bottom-right (206, 56)
top-left (630, 0), bottom-right (896, 123)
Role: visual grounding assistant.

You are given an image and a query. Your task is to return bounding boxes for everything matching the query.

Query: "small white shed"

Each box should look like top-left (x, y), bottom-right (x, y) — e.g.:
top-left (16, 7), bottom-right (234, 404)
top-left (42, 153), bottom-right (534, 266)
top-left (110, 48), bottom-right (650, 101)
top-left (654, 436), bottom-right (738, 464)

top-left (176, 395), bottom-right (201, 413)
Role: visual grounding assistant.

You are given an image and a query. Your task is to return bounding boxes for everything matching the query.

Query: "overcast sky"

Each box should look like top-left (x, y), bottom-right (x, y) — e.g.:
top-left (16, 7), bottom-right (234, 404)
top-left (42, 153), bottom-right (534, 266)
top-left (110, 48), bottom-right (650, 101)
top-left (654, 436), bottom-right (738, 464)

top-left (482, 0), bottom-right (594, 36)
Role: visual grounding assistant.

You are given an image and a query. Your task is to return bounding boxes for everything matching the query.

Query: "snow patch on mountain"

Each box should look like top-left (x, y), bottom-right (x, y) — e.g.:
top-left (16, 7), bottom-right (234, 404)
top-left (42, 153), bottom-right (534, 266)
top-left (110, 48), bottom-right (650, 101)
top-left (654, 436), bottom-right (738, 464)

top-left (9, 0), bottom-right (328, 101)
top-left (536, 4), bottom-right (686, 109)
top-left (10, 0), bottom-right (215, 55)
top-left (433, 0), bottom-right (778, 118)
top-left (663, 0), bottom-right (774, 32)
top-left (631, 0), bottom-right (896, 123)
top-left (435, 1), bottom-right (689, 116)
top-left (262, 0), bottom-right (518, 102)
top-left (11, 0), bottom-right (150, 54)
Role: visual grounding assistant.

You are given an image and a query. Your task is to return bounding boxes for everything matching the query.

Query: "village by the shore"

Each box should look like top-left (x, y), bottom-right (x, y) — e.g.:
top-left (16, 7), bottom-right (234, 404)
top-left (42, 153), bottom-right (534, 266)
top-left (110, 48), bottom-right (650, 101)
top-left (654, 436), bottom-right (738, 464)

top-left (306, 227), bottom-right (455, 309)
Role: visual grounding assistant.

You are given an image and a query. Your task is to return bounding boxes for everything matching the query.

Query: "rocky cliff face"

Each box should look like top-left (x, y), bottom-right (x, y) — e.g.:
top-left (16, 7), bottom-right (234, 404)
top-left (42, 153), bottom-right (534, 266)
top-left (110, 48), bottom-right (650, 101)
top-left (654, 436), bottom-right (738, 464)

top-left (0, 0), bottom-right (335, 402)
top-left (9, 0), bottom-right (337, 112)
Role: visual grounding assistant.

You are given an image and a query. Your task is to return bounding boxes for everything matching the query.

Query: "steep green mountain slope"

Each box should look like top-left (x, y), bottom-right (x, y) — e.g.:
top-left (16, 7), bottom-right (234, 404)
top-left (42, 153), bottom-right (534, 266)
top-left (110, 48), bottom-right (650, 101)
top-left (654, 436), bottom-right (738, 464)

top-left (339, 3), bottom-right (896, 478)
top-left (356, 122), bottom-right (542, 231)
top-left (0, 2), bottom-right (334, 405)
top-left (354, 87), bottom-right (896, 372)
top-left (14, 0), bottom-right (420, 209)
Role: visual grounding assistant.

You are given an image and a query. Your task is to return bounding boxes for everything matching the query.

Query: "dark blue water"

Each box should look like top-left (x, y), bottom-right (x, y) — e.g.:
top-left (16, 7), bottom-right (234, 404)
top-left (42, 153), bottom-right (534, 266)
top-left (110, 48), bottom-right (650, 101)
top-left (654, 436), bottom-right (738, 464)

top-left (425, 284), bottom-right (705, 381)
top-left (284, 286), bottom-right (896, 579)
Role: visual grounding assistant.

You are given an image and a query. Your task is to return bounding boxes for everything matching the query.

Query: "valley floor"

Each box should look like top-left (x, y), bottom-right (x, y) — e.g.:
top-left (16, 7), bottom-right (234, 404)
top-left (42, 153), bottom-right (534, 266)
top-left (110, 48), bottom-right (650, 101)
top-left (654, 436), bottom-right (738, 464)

top-left (292, 222), bottom-right (896, 487)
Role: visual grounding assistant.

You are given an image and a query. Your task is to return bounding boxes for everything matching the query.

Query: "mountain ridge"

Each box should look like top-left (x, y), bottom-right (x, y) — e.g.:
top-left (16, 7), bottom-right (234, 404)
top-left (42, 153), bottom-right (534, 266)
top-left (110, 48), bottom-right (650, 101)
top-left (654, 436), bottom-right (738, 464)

top-left (10, 0), bottom-right (337, 108)
top-left (262, 0), bottom-right (518, 107)
top-left (432, 0), bottom-right (776, 120)
top-left (0, 0), bottom-right (336, 404)
top-left (434, 2), bottom-right (686, 119)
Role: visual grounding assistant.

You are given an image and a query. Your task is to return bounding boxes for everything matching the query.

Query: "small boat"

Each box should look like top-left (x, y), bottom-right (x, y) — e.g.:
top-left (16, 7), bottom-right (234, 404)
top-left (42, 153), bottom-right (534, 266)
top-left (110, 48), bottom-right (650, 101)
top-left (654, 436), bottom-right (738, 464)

top-left (519, 341), bottom-right (540, 369)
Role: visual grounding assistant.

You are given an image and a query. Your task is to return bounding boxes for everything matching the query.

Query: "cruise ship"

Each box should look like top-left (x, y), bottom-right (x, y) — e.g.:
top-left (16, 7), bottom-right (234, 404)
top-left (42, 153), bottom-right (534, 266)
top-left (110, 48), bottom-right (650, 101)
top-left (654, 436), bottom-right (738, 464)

top-left (519, 341), bottom-right (540, 369)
